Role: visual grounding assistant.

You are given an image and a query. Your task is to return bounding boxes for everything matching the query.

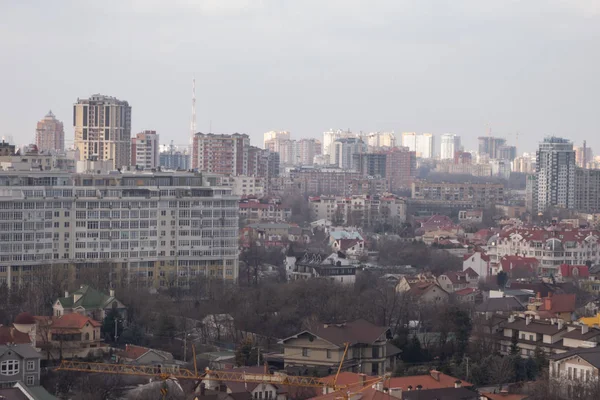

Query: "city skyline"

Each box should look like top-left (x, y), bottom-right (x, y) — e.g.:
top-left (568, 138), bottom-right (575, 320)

top-left (2, 1), bottom-right (599, 154)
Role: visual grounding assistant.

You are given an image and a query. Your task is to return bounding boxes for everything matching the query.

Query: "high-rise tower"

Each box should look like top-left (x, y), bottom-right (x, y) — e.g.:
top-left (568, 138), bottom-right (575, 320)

top-left (190, 78), bottom-right (197, 153)
top-left (36, 110), bottom-right (64, 152)
top-left (534, 137), bottom-right (576, 213)
top-left (73, 94), bottom-right (131, 169)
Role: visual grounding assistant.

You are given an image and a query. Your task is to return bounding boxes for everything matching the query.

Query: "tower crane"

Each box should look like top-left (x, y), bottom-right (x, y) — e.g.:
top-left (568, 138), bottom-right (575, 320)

top-left (56, 343), bottom-right (385, 400)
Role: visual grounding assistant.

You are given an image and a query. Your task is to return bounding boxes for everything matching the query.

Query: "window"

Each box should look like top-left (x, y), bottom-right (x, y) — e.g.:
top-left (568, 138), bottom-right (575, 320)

top-left (326, 349), bottom-right (331, 359)
top-left (85, 332), bottom-right (90, 341)
top-left (302, 348), bottom-right (309, 357)
top-left (26, 375), bottom-right (34, 386)
top-left (27, 360), bottom-right (35, 371)
top-left (1, 360), bottom-right (19, 375)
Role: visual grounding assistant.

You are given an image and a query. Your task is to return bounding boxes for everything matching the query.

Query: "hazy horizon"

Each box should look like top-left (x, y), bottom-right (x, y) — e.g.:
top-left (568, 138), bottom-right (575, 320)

top-left (2, 0), bottom-right (599, 154)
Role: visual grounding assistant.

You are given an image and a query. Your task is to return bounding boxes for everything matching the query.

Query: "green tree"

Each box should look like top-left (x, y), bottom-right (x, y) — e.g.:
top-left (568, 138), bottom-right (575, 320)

top-left (509, 334), bottom-right (519, 356)
top-left (157, 314), bottom-right (177, 340)
top-left (102, 308), bottom-right (123, 343)
top-left (497, 271), bottom-right (508, 288)
top-left (533, 346), bottom-right (547, 374)
top-left (402, 335), bottom-right (424, 363)
top-left (235, 337), bottom-right (259, 367)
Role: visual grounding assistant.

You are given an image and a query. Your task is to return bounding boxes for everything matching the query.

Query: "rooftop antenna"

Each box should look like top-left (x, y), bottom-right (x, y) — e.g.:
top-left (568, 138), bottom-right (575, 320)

top-left (190, 78), bottom-right (196, 152)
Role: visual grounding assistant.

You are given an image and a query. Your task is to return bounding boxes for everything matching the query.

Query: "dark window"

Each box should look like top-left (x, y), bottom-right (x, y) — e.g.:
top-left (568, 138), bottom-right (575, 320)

top-left (83, 106), bottom-right (88, 126)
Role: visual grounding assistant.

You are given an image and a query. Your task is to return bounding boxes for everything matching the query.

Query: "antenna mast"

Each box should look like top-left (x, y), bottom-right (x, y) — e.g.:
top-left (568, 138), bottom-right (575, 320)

top-left (190, 78), bottom-right (197, 152)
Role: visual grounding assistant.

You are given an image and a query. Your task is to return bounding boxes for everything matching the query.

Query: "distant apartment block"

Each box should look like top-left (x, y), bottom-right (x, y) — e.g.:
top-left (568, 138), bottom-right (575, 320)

top-left (332, 138), bottom-right (367, 170)
top-left (353, 153), bottom-right (387, 177)
top-left (36, 110), bottom-right (64, 152)
top-left (263, 130), bottom-right (290, 150)
top-left (366, 132), bottom-right (395, 149)
top-left (159, 144), bottom-right (190, 170)
top-left (298, 138), bottom-right (321, 166)
top-left (131, 130), bottom-right (159, 169)
top-left (384, 147), bottom-right (416, 191)
top-left (192, 132), bottom-right (249, 175)
top-left (401, 132), bottom-right (434, 158)
top-left (534, 137), bottom-right (576, 213)
top-left (0, 170), bottom-right (239, 288)
top-left (440, 134), bottom-right (461, 160)
top-left (575, 144), bottom-right (593, 168)
top-left (322, 129), bottom-right (354, 158)
top-left (477, 136), bottom-right (506, 159)
top-left (286, 167), bottom-right (387, 196)
top-left (310, 194), bottom-right (406, 226)
top-left (73, 94), bottom-right (131, 169)
top-left (239, 198), bottom-right (292, 223)
top-left (411, 181), bottom-right (504, 208)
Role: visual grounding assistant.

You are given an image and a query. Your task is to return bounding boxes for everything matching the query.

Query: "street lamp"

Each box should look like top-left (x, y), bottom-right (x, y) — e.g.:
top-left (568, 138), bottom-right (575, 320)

top-left (183, 333), bottom-right (192, 362)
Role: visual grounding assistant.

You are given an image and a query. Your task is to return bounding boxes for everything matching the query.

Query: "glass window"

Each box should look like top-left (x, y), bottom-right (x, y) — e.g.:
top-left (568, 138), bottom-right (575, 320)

top-left (302, 348), bottom-right (309, 357)
top-left (1, 360), bottom-right (19, 375)
top-left (27, 360), bottom-right (35, 371)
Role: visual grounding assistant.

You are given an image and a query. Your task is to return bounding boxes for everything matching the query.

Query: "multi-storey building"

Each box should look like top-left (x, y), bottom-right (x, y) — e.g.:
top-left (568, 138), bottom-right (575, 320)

top-left (192, 133), bottom-right (249, 175)
top-left (384, 147), bottom-right (416, 192)
top-left (454, 151), bottom-right (472, 164)
top-left (497, 145), bottom-right (517, 161)
top-left (0, 171), bottom-right (239, 288)
top-left (513, 155), bottom-right (535, 174)
top-left (332, 138), bottom-right (367, 170)
top-left (440, 133), bottom-right (461, 160)
top-left (131, 130), bottom-right (159, 169)
top-left (411, 181), bottom-right (504, 208)
top-left (310, 194), bottom-right (406, 226)
top-left (402, 133), bottom-right (434, 159)
top-left (353, 153), bottom-right (387, 177)
top-left (297, 138), bottom-right (321, 166)
top-left (575, 143), bottom-right (593, 168)
top-left (487, 227), bottom-right (600, 276)
top-left (366, 132), bottom-right (395, 149)
top-left (575, 168), bottom-right (600, 213)
top-left (159, 143), bottom-right (190, 170)
top-left (239, 198), bottom-right (292, 223)
top-left (534, 137), bottom-right (576, 213)
top-left (477, 137), bottom-right (506, 159)
top-left (322, 129), bottom-right (354, 158)
top-left (275, 139), bottom-right (300, 166)
top-left (36, 110), bottom-right (64, 153)
top-left (73, 94), bottom-right (131, 169)
top-left (263, 131), bottom-right (290, 150)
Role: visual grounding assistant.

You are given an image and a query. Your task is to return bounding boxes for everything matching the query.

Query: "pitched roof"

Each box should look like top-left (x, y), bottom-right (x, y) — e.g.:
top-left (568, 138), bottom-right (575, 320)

top-left (402, 387), bottom-right (478, 400)
top-left (550, 347), bottom-right (600, 368)
top-left (339, 239), bottom-right (360, 251)
top-left (500, 256), bottom-right (538, 273)
top-left (479, 392), bottom-right (529, 400)
top-left (58, 285), bottom-right (115, 309)
top-left (14, 383), bottom-right (60, 400)
top-left (504, 317), bottom-right (567, 335)
top-left (52, 313), bottom-right (101, 329)
top-left (539, 293), bottom-right (576, 313)
top-left (310, 387), bottom-right (393, 400)
top-left (407, 282), bottom-right (446, 298)
top-left (455, 288), bottom-right (478, 296)
top-left (0, 326), bottom-right (31, 345)
top-left (562, 327), bottom-right (600, 341)
top-left (284, 319), bottom-right (388, 347)
top-left (330, 231), bottom-right (364, 241)
top-left (559, 264), bottom-right (590, 278)
top-left (385, 371), bottom-right (471, 390)
top-left (0, 344), bottom-right (41, 359)
top-left (118, 344), bottom-right (173, 362)
top-left (475, 297), bottom-right (525, 313)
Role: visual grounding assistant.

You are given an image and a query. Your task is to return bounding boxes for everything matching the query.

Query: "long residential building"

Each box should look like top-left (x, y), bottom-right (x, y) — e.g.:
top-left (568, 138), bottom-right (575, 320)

top-left (411, 181), bottom-right (504, 208)
top-left (487, 227), bottom-right (600, 276)
top-left (0, 171), bottom-right (239, 288)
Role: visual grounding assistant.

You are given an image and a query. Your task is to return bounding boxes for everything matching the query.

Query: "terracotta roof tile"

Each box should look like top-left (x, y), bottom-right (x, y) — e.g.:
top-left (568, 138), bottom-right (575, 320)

top-left (0, 326), bottom-right (31, 345)
top-left (52, 313), bottom-right (101, 330)
top-left (385, 371), bottom-right (471, 390)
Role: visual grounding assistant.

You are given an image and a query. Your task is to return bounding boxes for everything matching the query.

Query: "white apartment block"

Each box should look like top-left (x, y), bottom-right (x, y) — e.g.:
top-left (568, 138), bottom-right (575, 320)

top-left (131, 130), bottom-right (159, 169)
top-left (401, 133), bottom-right (434, 159)
top-left (0, 171), bottom-right (239, 288)
top-left (440, 133), bottom-right (461, 160)
top-left (221, 175), bottom-right (265, 197)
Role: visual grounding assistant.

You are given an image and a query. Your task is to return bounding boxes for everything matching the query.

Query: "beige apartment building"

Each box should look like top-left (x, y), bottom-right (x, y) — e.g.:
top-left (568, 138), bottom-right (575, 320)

top-left (73, 94), bottom-right (132, 169)
top-left (411, 181), bottom-right (504, 208)
top-left (36, 110), bottom-right (65, 153)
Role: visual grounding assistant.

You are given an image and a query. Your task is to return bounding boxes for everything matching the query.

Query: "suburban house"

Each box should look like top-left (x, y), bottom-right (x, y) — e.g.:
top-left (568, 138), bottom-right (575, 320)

top-left (454, 288), bottom-right (480, 303)
top-left (202, 366), bottom-right (286, 400)
top-left (556, 264), bottom-right (590, 283)
top-left (0, 313), bottom-right (37, 347)
top-left (463, 251), bottom-right (490, 279)
top-left (406, 282), bottom-right (449, 304)
top-left (562, 325), bottom-right (600, 349)
top-left (394, 274), bottom-right (436, 293)
top-left (496, 255), bottom-right (539, 278)
top-left (287, 252), bottom-right (357, 285)
top-left (53, 285), bottom-right (127, 322)
top-left (475, 297), bottom-right (525, 317)
top-left (280, 319), bottom-right (398, 376)
top-left (527, 292), bottom-right (576, 321)
top-left (0, 344), bottom-right (41, 388)
top-left (36, 313), bottom-right (104, 359)
top-left (436, 270), bottom-right (478, 293)
top-left (116, 344), bottom-right (174, 366)
top-left (499, 315), bottom-right (570, 356)
top-left (329, 231), bottom-right (365, 258)
top-left (549, 347), bottom-right (600, 399)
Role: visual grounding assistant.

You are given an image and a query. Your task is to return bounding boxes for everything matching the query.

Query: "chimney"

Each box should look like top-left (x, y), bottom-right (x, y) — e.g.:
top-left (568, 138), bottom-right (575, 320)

top-left (407, 386), bottom-right (412, 391)
top-left (526, 315), bottom-right (531, 325)
top-left (359, 373), bottom-right (367, 387)
top-left (558, 320), bottom-right (564, 330)
top-left (416, 385), bottom-right (422, 391)
top-left (544, 295), bottom-right (552, 311)
top-left (430, 370), bottom-right (440, 381)
top-left (582, 325), bottom-right (589, 334)
top-left (109, 289), bottom-right (115, 297)
top-left (64, 290), bottom-right (69, 298)
top-left (454, 380), bottom-right (462, 388)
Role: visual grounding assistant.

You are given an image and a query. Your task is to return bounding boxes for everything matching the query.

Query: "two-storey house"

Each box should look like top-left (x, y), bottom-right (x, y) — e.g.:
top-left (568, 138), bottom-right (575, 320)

top-left (549, 347), bottom-right (600, 399)
top-left (500, 315), bottom-right (569, 356)
top-left (53, 285), bottom-right (127, 322)
top-left (280, 319), bottom-right (397, 375)
top-left (0, 344), bottom-right (41, 388)
top-left (436, 270), bottom-right (478, 293)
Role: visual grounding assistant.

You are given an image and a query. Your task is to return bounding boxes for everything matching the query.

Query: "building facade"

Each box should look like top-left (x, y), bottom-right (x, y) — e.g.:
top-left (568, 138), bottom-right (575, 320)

top-left (35, 111), bottom-right (64, 153)
top-left (263, 131), bottom-right (290, 150)
top-left (440, 134), bottom-right (461, 160)
top-left (477, 137), bottom-right (506, 159)
top-left (159, 144), bottom-right (190, 170)
top-left (73, 94), bottom-right (132, 169)
top-left (192, 133), bottom-right (249, 175)
top-left (411, 181), bottom-right (504, 208)
top-left (384, 147), bottom-right (416, 192)
top-left (322, 129), bottom-right (354, 158)
top-left (297, 138), bottom-right (321, 166)
top-left (0, 171), bottom-right (239, 288)
top-left (332, 138), bottom-right (367, 170)
top-left (534, 137), bottom-right (576, 213)
top-left (131, 130), bottom-right (159, 169)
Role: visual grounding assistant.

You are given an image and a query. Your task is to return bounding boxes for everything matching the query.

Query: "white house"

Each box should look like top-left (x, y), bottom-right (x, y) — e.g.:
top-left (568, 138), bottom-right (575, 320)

top-left (463, 251), bottom-right (490, 279)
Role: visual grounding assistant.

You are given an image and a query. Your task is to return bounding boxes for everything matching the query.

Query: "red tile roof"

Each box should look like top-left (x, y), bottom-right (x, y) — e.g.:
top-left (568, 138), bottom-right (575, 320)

top-left (539, 293), bottom-right (576, 314)
top-left (119, 344), bottom-right (152, 360)
top-left (339, 239), bottom-right (360, 251)
top-left (0, 326), bottom-right (31, 345)
top-left (500, 256), bottom-right (538, 274)
top-left (559, 264), bottom-right (590, 278)
top-left (385, 371), bottom-right (471, 390)
top-left (408, 282), bottom-right (445, 298)
top-left (463, 267), bottom-right (480, 278)
top-left (51, 313), bottom-right (101, 330)
top-left (455, 288), bottom-right (478, 296)
top-left (463, 251), bottom-right (490, 262)
top-left (480, 392), bottom-right (529, 400)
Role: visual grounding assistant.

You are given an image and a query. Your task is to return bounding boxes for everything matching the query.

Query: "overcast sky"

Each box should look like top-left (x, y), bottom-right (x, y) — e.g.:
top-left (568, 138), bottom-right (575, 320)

top-left (1, 0), bottom-right (599, 154)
